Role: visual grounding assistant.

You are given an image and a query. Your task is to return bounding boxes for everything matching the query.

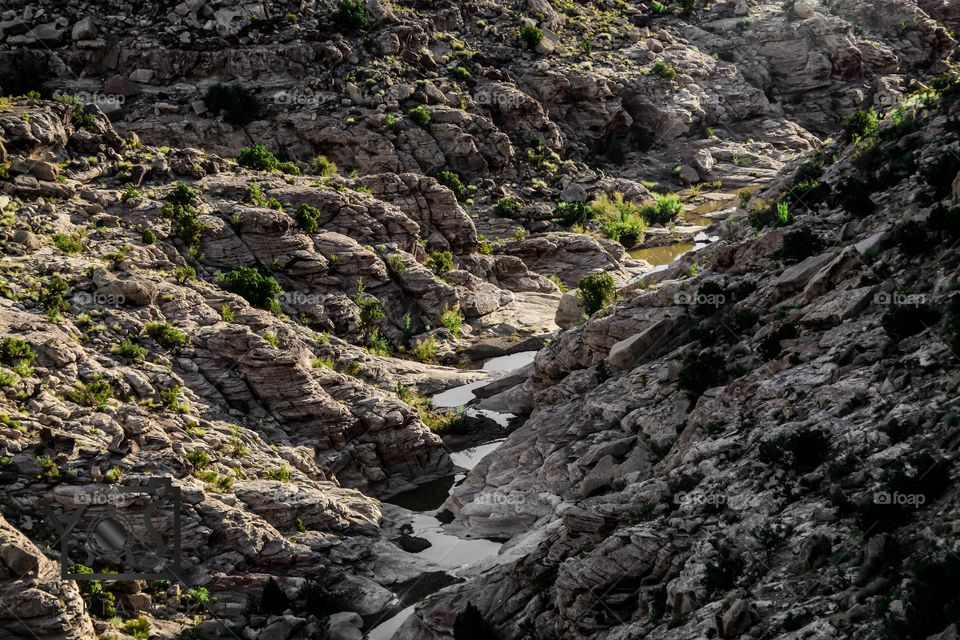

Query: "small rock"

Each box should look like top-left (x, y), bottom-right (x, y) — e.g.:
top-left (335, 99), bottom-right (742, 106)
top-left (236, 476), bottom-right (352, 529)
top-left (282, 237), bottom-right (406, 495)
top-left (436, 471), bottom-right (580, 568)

top-left (71, 17), bottom-right (97, 40)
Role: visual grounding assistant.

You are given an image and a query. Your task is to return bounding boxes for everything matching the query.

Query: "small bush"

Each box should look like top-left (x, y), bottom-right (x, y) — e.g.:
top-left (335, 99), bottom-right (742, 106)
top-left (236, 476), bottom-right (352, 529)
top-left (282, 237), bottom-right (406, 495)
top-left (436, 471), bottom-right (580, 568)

top-left (217, 267), bottom-right (282, 313)
top-left (494, 196), bottom-right (522, 218)
top-left (408, 106), bottom-right (431, 127)
top-left (141, 228), bottom-right (157, 244)
top-left (146, 322), bottom-right (189, 349)
top-left (53, 233), bottom-right (84, 254)
top-left (174, 265), bottom-right (197, 284)
top-left (204, 84), bottom-right (259, 126)
top-left (411, 337), bottom-right (438, 363)
top-left (112, 336), bottom-right (147, 362)
top-left (39, 275), bottom-right (70, 321)
top-left (367, 329), bottom-right (391, 356)
top-left (238, 144), bottom-right (280, 172)
top-left (69, 374), bottom-right (113, 409)
top-left (295, 203), bottom-right (322, 234)
top-left (436, 170), bottom-right (466, 200)
top-left (36, 455), bottom-right (61, 482)
top-left (0, 338), bottom-right (34, 368)
top-left (313, 155), bottom-right (337, 177)
top-left (355, 292), bottom-right (385, 334)
top-left (639, 194), bottom-right (682, 224)
top-left (652, 60), bottom-right (677, 80)
top-left (441, 305), bottom-right (464, 337)
top-left (592, 193), bottom-right (646, 246)
top-left (577, 272), bottom-right (616, 315)
top-left (334, 0), bottom-right (369, 30)
top-left (845, 109), bottom-right (879, 143)
top-left (425, 250), bottom-right (455, 276)
top-left (185, 449), bottom-right (210, 469)
top-left (386, 254), bottom-right (406, 275)
top-left (520, 24), bottom-right (544, 48)
top-left (554, 201), bottom-right (594, 227)
top-left (267, 465), bottom-right (293, 482)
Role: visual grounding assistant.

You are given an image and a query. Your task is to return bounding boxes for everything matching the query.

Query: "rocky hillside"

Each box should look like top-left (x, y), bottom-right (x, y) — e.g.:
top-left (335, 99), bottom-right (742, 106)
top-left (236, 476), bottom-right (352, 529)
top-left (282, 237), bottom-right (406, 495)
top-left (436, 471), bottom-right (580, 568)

top-left (0, 0), bottom-right (958, 639)
top-left (404, 73), bottom-right (960, 639)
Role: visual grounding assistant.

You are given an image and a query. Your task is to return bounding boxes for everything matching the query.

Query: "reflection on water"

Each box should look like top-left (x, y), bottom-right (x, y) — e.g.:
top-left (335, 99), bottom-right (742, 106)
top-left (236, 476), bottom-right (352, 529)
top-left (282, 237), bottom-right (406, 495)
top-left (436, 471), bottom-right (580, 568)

top-left (386, 476), bottom-right (456, 512)
top-left (630, 241), bottom-right (696, 265)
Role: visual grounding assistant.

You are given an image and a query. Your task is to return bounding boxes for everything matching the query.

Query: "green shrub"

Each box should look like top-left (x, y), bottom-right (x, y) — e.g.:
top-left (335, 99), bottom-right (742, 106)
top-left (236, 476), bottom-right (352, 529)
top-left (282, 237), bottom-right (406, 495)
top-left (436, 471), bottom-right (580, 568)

top-left (313, 155), bottom-right (337, 177)
top-left (639, 194), bottom-right (682, 224)
top-left (844, 109), bottom-right (879, 143)
top-left (36, 455), bottom-right (61, 482)
top-left (69, 374), bottom-right (113, 409)
top-left (295, 203), bottom-right (322, 234)
top-left (652, 60), bottom-right (677, 80)
top-left (146, 322), bottom-right (189, 349)
top-left (425, 250), bottom-right (454, 276)
top-left (167, 183), bottom-right (197, 206)
top-left (174, 265), bottom-right (197, 284)
top-left (0, 338), bottom-right (34, 368)
top-left (436, 170), bottom-right (466, 200)
top-left (748, 200), bottom-right (793, 230)
top-left (159, 186), bottom-right (205, 249)
top-left (386, 254), bottom-right (406, 275)
top-left (53, 233), bottom-right (84, 254)
top-left (408, 106), bottom-right (431, 127)
top-left (577, 272), bottom-right (616, 315)
top-left (39, 275), bottom-right (70, 321)
top-left (592, 193), bottom-right (646, 245)
top-left (519, 24), bottom-right (544, 48)
top-left (354, 292), bottom-right (385, 334)
top-left (112, 336), bottom-right (147, 362)
top-left (238, 144), bottom-right (280, 171)
top-left (554, 201), bottom-right (594, 227)
top-left (651, 0), bottom-right (670, 14)
top-left (185, 449), bottom-right (210, 469)
top-left (267, 465), bottom-right (293, 482)
top-left (367, 329), bottom-right (391, 356)
top-left (440, 305), bottom-right (464, 337)
top-left (450, 65), bottom-right (471, 80)
top-left (334, 0), bottom-right (369, 30)
top-left (217, 267), bottom-right (282, 313)
top-left (141, 228), bottom-right (157, 244)
top-left (494, 196), bottom-right (522, 217)
top-left (204, 84), bottom-right (260, 126)
top-left (411, 337), bottom-right (438, 363)
top-left (122, 616), bottom-right (151, 640)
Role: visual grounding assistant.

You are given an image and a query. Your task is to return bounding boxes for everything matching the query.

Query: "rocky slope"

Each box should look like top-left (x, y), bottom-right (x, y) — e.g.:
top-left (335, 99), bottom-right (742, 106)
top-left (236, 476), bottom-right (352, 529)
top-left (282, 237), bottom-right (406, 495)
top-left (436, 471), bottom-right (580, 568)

top-left (0, 0), bottom-right (958, 639)
top-left (404, 75), bottom-right (960, 639)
